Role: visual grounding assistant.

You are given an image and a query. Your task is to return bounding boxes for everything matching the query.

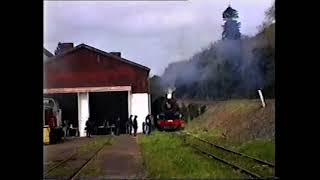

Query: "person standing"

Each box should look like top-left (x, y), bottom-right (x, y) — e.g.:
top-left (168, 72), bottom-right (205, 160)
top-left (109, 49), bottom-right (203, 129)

top-left (128, 115), bottom-right (133, 135)
top-left (150, 115), bottom-right (155, 132)
top-left (125, 115), bottom-right (129, 134)
top-left (116, 117), bottom-right (121, 136)
top-left (145, 115), bottom-right (152, 135)
top-left (62, 120), bottom-right (69, 139)
top-left (48, 116), bottom-right (57, 144)
top-left (142, 121), bottom-right (146, 134)
top-left (85, 118), bottom-right (92, 137)
top-left (133, 115), bottom-right (138, 136)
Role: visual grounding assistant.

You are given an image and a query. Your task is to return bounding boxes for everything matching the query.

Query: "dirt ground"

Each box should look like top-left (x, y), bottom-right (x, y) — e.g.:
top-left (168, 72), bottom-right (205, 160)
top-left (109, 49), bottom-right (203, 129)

top-left (44, 135), bottom-right (146, 179)
top-left (79, 134), bottom-right (146, 179)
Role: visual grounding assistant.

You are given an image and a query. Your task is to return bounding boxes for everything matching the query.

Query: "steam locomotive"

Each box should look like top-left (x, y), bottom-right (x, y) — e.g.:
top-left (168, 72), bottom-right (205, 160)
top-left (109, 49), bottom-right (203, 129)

top-left (156, 88), bottom-right (186, 131)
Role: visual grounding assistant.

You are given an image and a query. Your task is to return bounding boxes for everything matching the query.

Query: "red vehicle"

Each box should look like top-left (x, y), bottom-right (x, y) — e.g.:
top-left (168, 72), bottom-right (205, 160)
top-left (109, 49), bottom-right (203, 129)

top-left (44, 98), bottom-right (63, 144)
top-left (156, 88), bottom-right (186, 131)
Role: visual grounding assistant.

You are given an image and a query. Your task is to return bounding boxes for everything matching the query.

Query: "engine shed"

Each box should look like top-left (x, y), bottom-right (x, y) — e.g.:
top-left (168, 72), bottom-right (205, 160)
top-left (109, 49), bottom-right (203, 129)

top-left (44, 43), bottom-right (151, 136)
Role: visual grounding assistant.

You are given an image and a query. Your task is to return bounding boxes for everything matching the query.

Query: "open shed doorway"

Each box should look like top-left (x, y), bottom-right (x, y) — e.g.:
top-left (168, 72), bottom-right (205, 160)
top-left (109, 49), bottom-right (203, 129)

top-left (89, 91), bottom-right (128, 134)
top-left (44, 93), bottom-right (78, 132)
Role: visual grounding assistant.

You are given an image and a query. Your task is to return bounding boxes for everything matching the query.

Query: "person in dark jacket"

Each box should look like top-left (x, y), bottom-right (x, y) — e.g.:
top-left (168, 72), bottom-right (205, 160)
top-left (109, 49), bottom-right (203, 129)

top-left (115, 117), bottom-right (121, 136)
top-left (142, 121), bottom-right (146, 134)
top-left (48, 116), bottom-right (57, 144)
top-left (133, 115), bottom-right (138, 136)
top-left (85, 118), bottom-right (93, 137)
top-left (150, 115), bottom-right (155, 131)
top-left (128, 115), bottom-right (133, 135)
top-left (62, 120), bottom-right (69, 139)
top-left (145, 115), bottom-right (152, 135)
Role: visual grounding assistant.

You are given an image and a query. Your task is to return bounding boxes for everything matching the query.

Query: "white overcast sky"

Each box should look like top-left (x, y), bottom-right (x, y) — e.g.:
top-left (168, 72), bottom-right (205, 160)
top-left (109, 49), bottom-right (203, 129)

top-left (44, 0), bottom-right (274, 76)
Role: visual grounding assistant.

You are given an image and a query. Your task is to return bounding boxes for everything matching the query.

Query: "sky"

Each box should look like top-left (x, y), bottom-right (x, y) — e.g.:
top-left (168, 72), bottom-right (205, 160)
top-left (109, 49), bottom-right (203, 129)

top-left (44, 0), bottom-right (274, 76)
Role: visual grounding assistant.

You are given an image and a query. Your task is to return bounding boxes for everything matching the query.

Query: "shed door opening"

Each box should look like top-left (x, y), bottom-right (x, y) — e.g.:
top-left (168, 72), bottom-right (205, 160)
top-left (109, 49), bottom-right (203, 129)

top-left (44, 93), bottom-right (78, 128)
top-left (89, 91), bottom-right (128, 134)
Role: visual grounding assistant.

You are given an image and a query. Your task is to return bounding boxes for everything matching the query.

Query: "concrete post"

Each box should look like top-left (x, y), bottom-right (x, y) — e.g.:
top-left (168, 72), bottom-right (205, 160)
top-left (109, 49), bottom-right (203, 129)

top-left (78, 92), bottom-right (89, 137)
top-left (258, 90), bottom-right (266, 108)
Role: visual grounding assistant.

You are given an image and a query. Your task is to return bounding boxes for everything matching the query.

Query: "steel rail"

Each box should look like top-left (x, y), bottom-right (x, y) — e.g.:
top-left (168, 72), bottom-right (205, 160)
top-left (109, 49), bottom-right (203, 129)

top-left (180, 131), bottom-right (275, 167)
top-left (175, 132), bottom-right (278, 179)
top-left (44, 136), bottom-right (112, 179)
top-left (190, 144), bottom-right (262, 178)
top-left (69, 139), bottom-right (111, 180)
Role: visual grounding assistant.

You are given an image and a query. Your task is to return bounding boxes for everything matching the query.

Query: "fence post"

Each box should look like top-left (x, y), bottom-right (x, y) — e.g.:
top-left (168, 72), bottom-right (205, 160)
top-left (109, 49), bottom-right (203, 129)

top-left (258, 90), bottom-right (266, 108)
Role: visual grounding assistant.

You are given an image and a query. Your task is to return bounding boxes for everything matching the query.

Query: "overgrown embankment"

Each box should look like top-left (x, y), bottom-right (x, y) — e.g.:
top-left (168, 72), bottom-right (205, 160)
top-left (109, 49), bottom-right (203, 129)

top-left (184, 99), bottom-right (275, 164)
top-left (184, 99), bottom-right (275, 142)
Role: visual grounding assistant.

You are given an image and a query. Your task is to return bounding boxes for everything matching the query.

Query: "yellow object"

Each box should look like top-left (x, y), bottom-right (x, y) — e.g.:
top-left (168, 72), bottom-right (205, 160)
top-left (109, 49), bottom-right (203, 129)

top-left (44, 127), bottom-right (50, 145)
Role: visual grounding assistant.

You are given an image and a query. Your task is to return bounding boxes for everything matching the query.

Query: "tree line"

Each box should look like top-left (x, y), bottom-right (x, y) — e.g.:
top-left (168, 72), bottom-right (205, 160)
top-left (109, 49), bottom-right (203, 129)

top-left (150, 3), bottom-right (275, 102)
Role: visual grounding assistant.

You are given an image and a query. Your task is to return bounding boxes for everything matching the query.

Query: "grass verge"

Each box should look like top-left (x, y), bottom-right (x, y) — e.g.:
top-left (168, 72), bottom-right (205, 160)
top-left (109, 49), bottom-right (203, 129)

top-left (138, 131), bottom-right (245, 179)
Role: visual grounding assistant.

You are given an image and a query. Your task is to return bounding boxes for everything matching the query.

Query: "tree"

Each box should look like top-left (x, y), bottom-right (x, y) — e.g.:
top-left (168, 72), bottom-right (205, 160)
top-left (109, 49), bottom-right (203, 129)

top-left (254, 46), bottom-right (275, 98)
top-left (181, 103), bottom-right (189, 121)
top-left (218, 60), bottom-right (235, 98)
top-left (265, 2), bottom-right (275, 22)
top-left (160, 4), bottom-right (274, 100)
top-left (222, 6), bottom-right (241, 40)
top-left (258, 1), bottom-right (275, 32)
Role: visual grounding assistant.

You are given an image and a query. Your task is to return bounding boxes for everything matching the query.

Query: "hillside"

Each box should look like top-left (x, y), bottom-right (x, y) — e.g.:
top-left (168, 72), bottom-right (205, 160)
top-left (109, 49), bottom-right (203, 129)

top-left (184, 99), bottom-right (275, 143)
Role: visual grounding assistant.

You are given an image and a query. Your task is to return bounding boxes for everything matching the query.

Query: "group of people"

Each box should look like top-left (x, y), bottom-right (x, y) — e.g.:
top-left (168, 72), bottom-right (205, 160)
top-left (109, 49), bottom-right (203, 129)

top-left (84, 114), bottom-right (154, 137)
top-left (85, 116), bottom-right (132, 137)
top-left (85, 117), bottom-right (119, 137)
top-left (142, 114), bottom-right (153, 135)
top-left (125, 114), bottom-right (155, 136)
top-left (126, 115), bottom-right (138, 136)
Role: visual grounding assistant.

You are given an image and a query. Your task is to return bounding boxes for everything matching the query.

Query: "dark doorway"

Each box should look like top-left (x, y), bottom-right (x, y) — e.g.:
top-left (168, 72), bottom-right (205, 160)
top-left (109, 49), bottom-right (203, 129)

top-left (89, 91), bottom-right (128, 134)
top-left (44, 93), bottom-right (78, 128)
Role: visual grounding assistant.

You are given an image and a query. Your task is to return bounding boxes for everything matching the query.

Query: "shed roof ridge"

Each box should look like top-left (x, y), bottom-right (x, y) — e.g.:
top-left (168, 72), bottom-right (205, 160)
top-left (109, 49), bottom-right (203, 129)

top-left (46, 43), bottom-right (150, 72)
top-left (43, 48), bottom-right (54, 57)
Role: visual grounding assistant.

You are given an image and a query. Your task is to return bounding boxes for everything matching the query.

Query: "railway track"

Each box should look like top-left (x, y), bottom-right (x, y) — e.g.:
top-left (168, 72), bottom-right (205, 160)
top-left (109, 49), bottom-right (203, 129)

top-left (44, 136), bottom-right (112, 180)
top-left (176, 131), bottom-right (277, 179)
